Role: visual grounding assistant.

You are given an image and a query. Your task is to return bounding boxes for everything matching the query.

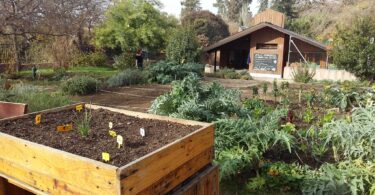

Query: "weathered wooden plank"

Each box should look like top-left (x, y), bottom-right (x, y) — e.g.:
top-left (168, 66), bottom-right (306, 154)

top-left (139, 147), bottom-right (214, 195)
top-left (119, 124), bottom-right (215, 194)
top-left (0, 103), bottom-right (84, 122)
top-left (170, 165), bottom-right (220, 195)
top-left (0, 177), bottom-right (6, 195)
top-left (0, 132), bottom-right (119, 195)
top-left (88, 104), bottom-right (209, 127)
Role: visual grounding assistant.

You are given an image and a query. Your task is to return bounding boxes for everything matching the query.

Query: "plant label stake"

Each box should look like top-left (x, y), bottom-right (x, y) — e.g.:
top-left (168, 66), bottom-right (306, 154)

top-left (35, 114), bottom-right (41, 125)
top-left (57, 124), bottom-right (73, 132)
top-left (117, 135), bottom-right (123, 148)
top-left (140, 128), bottom-right (146, 138)
top-left (76, 104), bottom-right (83, 112)
top-left (109, 122), bottom-right (113, 129)
top-left (102, 152), bottom-right (110, 162)
top-left (109, 130), bottom-right (117, 137)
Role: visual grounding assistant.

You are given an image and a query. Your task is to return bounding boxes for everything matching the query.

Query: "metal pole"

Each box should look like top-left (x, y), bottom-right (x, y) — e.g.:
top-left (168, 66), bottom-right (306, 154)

top-left (291, 40), bottom-right (308, 64)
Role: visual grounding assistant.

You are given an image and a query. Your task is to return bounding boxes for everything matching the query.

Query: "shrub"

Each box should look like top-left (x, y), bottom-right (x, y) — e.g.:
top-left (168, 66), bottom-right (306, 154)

top-left (107, 69), bottom-right (146, 87)
top-left (166, 28), bottom-right (201, 64)
top-left (62, 76), bottom-right (100, 95)
top-left (112, 52), bottom-right (135, 70)
top-left (292, 63), bottom-right (316, 83)
top-left (206, 68), bottom-right (252, 80)
top-left (146, 61), bottom-right (204, 84)
top-left (0, 84), bottom-right (71, 112)
top-left (149, 74), bottom-right (244, 122)
top-left (332, 16), bottom-right (375, 80)
top-left (72, 52), bottom-right (108, 67)
top-left (52, 67), bottom-right (68, 81)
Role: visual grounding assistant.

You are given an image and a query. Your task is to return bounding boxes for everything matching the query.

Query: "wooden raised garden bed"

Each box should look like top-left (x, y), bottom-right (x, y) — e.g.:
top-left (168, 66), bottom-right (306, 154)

top-left (0, 104), bottom-right (215, 195)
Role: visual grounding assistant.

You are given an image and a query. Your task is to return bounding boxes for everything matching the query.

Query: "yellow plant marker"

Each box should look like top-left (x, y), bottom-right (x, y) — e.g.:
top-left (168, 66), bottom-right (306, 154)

top-left (109, 130), bottom-right (117, 137)
top-left (76, 104), bottom-right (83, 112)
top-left (35, 114), bottom-right (41, 125)
top-left (102, 152), bottom-right (110, 162)
top-left (57, 124), bottom-right (73, 132)
top-left (117, 135), bottom-right (123, 148)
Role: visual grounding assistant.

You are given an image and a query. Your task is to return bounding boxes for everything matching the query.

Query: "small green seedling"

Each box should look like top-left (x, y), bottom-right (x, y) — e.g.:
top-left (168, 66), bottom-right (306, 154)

top-left (75, 108), bottom-right (92, 137)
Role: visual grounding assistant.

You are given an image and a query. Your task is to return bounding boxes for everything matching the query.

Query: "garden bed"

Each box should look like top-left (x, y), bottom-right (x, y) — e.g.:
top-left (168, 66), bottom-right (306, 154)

top-left (0, 104), bottom-right (215, 194)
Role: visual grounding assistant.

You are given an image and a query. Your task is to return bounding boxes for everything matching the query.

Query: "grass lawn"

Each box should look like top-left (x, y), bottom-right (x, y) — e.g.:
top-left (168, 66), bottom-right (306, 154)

top-left (19, 66), bottom-right (119, 80)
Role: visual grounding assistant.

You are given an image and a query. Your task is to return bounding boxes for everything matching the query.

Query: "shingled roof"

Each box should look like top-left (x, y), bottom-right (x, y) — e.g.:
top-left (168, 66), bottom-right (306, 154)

top-left (204, 22), bottom-right (327, 52)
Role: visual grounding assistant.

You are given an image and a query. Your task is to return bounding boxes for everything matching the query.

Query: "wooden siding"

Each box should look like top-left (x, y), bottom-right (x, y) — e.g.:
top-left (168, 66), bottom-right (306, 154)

top-left (254, 9), bottom-right (285, 28)
top-left (289, 38), bottom-right (327, 68)
top-left (249, 27), bottom-right (285, 75)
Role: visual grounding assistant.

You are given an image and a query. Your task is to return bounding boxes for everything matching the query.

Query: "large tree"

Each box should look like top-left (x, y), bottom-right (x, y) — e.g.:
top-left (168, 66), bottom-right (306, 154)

top-left (182, 10), bottom-right (230, 45)
top-left (181, 0), bottom-right (201, 18)
top-left (214, 0), bottom-right (252, 26)
top-left (94, 0), bottom-right (177, 53)
top-left (332, 16), bottom-right (375, 80)
top-left (0, 0), bottom-right (106, 72)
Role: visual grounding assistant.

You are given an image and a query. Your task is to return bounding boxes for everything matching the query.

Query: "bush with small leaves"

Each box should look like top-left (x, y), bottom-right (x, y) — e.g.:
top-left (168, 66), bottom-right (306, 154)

top-left (62, 76), bottom-right (100, 95)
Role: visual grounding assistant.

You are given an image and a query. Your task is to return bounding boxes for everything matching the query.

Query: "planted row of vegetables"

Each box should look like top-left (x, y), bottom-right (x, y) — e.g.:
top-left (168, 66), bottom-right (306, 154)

top-left (150, 74), bottom-right (375, 194)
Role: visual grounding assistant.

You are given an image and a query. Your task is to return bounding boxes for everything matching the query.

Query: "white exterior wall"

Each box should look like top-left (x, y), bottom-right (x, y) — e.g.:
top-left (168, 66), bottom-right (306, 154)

top-left (283, 67), bottom-right (357, 81)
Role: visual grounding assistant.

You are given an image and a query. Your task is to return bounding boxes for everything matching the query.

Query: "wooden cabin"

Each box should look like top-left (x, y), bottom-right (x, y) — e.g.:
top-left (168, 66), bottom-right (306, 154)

top-left (204, 9), bottom-right (328, 79)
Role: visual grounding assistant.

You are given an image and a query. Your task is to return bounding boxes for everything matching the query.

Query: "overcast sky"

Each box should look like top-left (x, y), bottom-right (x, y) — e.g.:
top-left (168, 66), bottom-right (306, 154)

top-left (160, 0), bottom-right (260, 18)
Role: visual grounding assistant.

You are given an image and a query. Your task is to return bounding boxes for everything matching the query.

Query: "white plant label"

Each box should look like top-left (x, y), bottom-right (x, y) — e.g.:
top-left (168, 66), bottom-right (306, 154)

top-left (117, 135), bottom-right (123, 148)
top-left (140, 128), bottom-right (146, 137)
top-left (109, 122), bottom-right (113, 129)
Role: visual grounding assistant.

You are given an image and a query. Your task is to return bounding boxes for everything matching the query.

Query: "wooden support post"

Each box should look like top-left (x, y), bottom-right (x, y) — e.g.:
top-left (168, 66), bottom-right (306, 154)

top-left (287, 35), bottom-right (292, 66)
top-left (0, 177), bottom-right (6, 195)
top-left (214, 50), bottom-right (217, 72)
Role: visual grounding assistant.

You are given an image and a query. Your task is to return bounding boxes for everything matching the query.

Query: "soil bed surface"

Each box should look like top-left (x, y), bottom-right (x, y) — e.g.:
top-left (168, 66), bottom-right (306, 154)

top-left (0, 108), bottom-right (200, 167)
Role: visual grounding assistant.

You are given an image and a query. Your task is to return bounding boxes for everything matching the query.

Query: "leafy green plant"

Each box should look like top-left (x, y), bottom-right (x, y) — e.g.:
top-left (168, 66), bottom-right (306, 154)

top-left (75, 108), bottom-right (92, 136)
top-left (252, 86), bottom-right (259, 97)
top-left (303, 106), bottom-right (314, 124)
top-left (215, 109), bottom-right (294, 179)
top-left (71, 52), bottom-right (107, 67)
top-left (320, 106), bottom-right (375, 161)
top-left (62, 76), bottom-right (100, 95)
top-left (292, 63), bottom-right (316, 83)
top-left (107, 69), bottom-right (146, 87)
top-left (272, 80), bottom-right (280, 101)
top-left (262, 83), bottom-right (268, 96)
top-left (166, 27), bottom-right (201, 64)
top-left (0, 84), bottom-right (71, 112)
top-left (146, 61), bottom-right (204, 84)
top-left (206, 68), bottom-right (252, 80)
top-left (150, 74), bottom-right (244, 122)
top-left (112, 52), bottom-right (135, 70)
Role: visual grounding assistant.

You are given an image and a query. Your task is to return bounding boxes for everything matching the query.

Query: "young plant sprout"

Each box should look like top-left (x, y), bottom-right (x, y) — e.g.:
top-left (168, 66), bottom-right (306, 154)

top-left (75, 108), bottom-right (92, 137)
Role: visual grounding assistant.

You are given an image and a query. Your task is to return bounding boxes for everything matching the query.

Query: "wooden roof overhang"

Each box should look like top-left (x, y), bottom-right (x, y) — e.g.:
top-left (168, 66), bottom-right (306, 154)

top-left (204, 22), bottom-right (327, 52)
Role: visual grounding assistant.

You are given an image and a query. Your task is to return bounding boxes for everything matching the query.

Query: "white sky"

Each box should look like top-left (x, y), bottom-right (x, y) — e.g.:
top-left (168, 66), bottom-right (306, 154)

top-left (160, 0), bottom-right (260, 18)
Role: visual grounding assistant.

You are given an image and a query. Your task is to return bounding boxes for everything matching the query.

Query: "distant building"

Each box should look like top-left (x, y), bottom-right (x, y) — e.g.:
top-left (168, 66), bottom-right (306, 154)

top-left (204, 9), bottom-right (328, 79)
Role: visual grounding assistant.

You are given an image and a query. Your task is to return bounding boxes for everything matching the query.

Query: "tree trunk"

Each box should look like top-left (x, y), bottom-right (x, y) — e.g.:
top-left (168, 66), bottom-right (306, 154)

top-left (11, 32), bottom-right (21, 73)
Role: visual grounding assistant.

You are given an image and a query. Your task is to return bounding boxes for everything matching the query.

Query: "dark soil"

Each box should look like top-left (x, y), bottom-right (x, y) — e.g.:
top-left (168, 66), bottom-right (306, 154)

top-left (0, 108), bottom-right (201, 167)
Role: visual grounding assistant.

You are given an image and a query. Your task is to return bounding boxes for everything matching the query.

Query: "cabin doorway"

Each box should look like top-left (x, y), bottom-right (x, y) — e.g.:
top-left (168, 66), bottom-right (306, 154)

top-left (229, 48), bottom-right (250, 70)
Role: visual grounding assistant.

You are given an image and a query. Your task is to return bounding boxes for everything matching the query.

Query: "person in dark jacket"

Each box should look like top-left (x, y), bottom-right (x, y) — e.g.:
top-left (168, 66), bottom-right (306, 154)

top-left (135, 48), bottom-right (144, 69)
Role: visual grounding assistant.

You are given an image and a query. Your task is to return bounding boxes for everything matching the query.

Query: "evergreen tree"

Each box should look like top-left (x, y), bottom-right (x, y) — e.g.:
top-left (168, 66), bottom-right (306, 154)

top-left (258, 0), bottom-right (269, 13)
top-left (332, 16), bottom-right (375, 80)
top-left (271, 0), bottom-right (298, 19)
top-left (218, 0), bottom-right (252, 26)
top-left (181, 0), bottom-right (201, 18)
top-left (213, 0), bottom-right (227, 18)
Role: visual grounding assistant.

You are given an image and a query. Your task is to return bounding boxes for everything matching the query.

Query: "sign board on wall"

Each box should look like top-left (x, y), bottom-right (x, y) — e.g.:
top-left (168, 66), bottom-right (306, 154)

top-left (253, 53), bottom-right (278, 72)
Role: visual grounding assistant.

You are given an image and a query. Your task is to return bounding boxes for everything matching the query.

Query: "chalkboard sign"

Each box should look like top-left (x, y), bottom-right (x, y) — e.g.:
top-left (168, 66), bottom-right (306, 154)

top-left (253, 53), bottom-right (278, 72)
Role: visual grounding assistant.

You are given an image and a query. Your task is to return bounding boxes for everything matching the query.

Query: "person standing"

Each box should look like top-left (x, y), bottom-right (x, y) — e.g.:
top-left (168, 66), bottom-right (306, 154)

top-left (135, 48), bottom-right (144, 69)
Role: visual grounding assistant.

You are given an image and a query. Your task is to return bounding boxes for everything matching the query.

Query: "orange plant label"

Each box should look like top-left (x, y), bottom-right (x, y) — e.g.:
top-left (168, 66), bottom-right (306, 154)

top-left (57, 124), bottom-right (73, 132)
top-left (35, 114), bottom-right (41, 125)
